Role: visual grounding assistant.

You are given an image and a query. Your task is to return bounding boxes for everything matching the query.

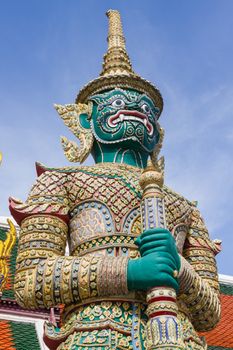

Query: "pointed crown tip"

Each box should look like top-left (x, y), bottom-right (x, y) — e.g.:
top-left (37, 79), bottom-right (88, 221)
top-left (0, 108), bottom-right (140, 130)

top-left (106, 9), bottom-right (120, 17)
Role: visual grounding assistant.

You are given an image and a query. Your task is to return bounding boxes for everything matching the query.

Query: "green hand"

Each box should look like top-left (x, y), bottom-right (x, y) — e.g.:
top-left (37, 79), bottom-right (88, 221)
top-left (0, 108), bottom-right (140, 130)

top-left (127, 228), bottom-right (180, 292)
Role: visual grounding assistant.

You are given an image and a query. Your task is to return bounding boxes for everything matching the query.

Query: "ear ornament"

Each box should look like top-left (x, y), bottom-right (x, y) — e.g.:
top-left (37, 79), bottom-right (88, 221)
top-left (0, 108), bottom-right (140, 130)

top-left (54, 103), bottom-right (94, 163)
top-left (151, 122), bottom-right (165, 173)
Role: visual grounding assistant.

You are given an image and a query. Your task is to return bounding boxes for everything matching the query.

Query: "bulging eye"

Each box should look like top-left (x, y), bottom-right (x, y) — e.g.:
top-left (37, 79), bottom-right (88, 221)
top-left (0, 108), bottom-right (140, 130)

top-left (112, 99), bottom-right (125, 108)
top-left (141, 103), bottom-right (151, 114)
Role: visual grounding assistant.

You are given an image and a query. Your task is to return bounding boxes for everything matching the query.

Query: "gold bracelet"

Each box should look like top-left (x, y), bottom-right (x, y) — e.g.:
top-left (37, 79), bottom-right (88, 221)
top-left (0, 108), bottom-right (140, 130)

top-left (97, 256), bottom-right (129, 296)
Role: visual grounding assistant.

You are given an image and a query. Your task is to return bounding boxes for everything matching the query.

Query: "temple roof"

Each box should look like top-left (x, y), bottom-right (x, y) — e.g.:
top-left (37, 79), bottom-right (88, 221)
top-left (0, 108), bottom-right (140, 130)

top-left (0, 320), bottom-right (41, 350)
top-left (200, 278), bottom-right (233, 349)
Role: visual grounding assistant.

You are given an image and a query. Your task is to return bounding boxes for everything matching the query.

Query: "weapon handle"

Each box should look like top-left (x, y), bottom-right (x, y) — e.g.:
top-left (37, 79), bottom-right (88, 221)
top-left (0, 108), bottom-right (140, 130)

top-left (140, 160), bottom-right (184, 349)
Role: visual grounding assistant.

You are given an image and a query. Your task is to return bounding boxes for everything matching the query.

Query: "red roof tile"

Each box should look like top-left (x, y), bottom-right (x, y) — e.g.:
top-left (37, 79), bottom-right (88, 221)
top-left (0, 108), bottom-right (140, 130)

top-left (0, 320), bottom-right (41, 350)
top-left (200, 294), bottom-right (233, 348)
top-left (0, 320), bottom-right (15, 350)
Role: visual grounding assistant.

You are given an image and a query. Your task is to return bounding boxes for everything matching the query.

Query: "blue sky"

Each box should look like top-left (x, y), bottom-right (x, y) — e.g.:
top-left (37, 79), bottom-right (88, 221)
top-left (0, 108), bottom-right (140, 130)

top-left (0, 0), bottom-right (233, 274)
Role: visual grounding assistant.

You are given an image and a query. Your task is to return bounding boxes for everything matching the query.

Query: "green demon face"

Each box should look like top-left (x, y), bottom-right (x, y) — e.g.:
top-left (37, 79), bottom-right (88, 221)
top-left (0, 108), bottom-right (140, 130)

top-left (89, 88), bottom-right (160, 153)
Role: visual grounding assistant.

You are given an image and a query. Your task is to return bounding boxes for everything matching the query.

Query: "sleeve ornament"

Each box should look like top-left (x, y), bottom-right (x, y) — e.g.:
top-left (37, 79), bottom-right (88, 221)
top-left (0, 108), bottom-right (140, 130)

top-left (178, 208), bottom-right (221, 331)
top-left (13, 171), bottom-right (129, 310)
top-left (14, 215), bottom-right (129, 310)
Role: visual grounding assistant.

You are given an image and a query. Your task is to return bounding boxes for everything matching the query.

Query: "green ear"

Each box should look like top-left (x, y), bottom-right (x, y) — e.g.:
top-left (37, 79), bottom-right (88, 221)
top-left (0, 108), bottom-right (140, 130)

top-left (79, 113), bottom-right (91, 130)
top-left (54, 103), bottom-right (94, 163)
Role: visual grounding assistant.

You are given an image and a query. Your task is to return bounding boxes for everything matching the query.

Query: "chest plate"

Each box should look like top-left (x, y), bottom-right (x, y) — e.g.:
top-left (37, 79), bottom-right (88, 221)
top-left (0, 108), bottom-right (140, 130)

top-left (68, 167), bottom-right (142, 257)
top-left (66, 164), bottom-right (191, 257)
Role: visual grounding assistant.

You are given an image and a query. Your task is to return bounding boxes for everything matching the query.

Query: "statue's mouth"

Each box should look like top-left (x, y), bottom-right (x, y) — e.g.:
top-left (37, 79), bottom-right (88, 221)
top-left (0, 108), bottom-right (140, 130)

top-left (108, 110), bottom-right (153, 136)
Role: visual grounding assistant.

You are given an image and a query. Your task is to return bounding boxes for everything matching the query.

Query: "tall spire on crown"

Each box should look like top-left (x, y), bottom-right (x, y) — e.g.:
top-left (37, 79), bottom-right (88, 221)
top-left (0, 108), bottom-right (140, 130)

top-left (107, 10), bottom-right (126, 49)
top-left (76, 10), bottom-right (163, 116)
top-left (100, 10), bottom-right (134, 76)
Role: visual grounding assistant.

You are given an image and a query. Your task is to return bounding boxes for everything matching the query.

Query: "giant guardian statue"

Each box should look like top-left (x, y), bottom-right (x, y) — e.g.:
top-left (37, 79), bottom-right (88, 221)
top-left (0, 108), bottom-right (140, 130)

top-left (10, 10), bottom-right (221, 350)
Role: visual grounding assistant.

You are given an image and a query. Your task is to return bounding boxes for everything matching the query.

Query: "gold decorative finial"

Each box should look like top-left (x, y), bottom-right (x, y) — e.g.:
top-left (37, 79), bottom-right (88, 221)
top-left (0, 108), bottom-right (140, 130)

top-left (139, 157), bottom-right (164, 191)
top-left (0, 219), bottom-right (16, 296)
top-left (0, 153), bottom-right (17, 295)
top-left (101, 10), bottom-right (134, 76)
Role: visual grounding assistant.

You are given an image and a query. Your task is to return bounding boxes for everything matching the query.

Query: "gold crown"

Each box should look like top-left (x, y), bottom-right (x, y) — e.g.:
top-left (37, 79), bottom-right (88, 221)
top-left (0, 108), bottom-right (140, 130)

top-left (76, 10), bottom-right (163, 115)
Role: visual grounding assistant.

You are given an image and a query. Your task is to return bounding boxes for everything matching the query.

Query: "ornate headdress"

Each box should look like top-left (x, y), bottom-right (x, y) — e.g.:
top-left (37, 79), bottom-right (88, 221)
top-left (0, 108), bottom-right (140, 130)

top-left (55, 10), bottom-right (164, 164)
top-left (76, 10), bottom-right (163, 115)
